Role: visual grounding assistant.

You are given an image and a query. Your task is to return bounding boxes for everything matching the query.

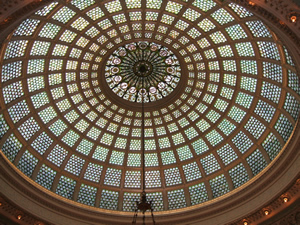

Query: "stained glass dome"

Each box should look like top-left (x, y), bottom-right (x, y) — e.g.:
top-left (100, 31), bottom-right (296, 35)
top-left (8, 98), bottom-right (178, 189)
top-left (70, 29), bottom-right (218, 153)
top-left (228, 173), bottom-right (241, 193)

top-left (0, 0), bottom-right (299, 214)
top-left (105, 41), bottom-right (181, 103)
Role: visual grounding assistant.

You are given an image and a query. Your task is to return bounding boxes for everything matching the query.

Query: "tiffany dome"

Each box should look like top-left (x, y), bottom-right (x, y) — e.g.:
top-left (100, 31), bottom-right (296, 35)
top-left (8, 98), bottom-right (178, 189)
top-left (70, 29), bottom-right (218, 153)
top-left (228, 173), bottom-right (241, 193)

top-left (105, 41), bottom-right (181, 103)
top-left (0, 0), bottom-right (299, 224)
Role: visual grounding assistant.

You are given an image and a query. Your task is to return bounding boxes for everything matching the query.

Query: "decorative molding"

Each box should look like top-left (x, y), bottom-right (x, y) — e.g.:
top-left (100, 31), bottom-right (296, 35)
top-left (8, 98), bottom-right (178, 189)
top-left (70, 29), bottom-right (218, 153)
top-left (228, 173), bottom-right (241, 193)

top-left (226, 178), bottom-right (300, 225)
top-left (0, 0), bottom-right (299, 225)
top-left (0, 0), bottom-right (52, 44)
top-left (0, 0), bottom-right (299, 39)
top-left (0, 175), bottom-right (299, 225)
top-left (0, 119), bottom-right (299, 224)
top-left (0, 0), bottom-right (49, 21)
top-left (273, 209), bottom-right (300, 225)
top-left (230, 0), bottom-right (300, 42)
top-left (0, 196), bottom-right (50, 225)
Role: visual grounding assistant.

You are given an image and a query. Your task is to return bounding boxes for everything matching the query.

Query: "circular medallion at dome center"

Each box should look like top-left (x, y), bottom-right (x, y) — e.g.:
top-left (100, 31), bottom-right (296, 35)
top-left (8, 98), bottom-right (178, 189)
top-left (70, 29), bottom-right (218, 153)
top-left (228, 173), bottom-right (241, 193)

top-left (105, 42), bottom-right (181, 103)
top-left (133, 61), bottom-right (153, 77)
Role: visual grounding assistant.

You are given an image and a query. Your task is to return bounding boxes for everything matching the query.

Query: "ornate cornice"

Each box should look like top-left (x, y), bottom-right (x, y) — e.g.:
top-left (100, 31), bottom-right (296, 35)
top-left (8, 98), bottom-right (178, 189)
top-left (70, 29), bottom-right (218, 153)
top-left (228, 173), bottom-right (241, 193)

top-left (0, 119), bottom-right (299, 224)
top-left (0, 0), bottom-right (52, 22)
top-left (0, 195), bottom-right (51, 225)
top-left (0, 0), bottom-right (300, 38)
top-left (0, 0), bottom-right (299, 39)
top-left (230, 0), bottom-right (300, 50)
top-left (226, 178), bottom-right (300, 225)
top-left (271, 205), bottom-right (300, 225)
top-left (0, 0), bottom-right (299, 224)
top-left (0, 0), bottom-right (52, 47)
top-left (0, 172), bottom-right (299, 225)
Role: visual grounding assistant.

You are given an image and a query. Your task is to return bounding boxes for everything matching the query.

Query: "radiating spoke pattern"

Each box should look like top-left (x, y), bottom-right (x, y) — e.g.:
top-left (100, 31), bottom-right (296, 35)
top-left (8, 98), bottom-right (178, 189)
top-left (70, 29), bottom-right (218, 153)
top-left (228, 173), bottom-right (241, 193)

top-left (0, 0), bottom-right (299, 212)
top-left (105, 42), bottom-right (181, 103)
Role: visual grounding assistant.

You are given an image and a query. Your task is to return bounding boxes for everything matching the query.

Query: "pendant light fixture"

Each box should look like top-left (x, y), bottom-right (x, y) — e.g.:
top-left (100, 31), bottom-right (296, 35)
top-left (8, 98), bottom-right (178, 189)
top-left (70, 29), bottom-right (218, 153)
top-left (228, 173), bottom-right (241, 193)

top-left (132, 63), bottom-right (155, 225)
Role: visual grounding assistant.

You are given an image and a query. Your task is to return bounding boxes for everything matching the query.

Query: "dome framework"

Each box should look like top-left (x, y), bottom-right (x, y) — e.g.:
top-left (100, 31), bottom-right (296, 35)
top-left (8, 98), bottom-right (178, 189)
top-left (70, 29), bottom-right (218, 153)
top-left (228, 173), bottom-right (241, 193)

top-left (0, 0), bottom-right (299, 224)
top-left (105, 41), bottom-right (182, 103)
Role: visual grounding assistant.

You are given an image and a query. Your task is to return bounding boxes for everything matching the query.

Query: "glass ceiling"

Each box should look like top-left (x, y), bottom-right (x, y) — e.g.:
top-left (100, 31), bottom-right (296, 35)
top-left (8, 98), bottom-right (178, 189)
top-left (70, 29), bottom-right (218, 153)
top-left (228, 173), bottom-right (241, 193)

top-left (105, 41), bottom-right (181, 103)
top-left (0, 0), bottom-right (299, 212)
